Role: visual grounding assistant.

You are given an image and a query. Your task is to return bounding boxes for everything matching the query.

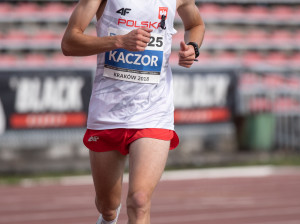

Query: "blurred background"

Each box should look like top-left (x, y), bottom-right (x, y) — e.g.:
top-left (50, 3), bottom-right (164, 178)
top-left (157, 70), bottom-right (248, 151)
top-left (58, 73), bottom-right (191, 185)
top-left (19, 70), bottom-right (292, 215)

top-left (0, 0), bottom-right (300, 176)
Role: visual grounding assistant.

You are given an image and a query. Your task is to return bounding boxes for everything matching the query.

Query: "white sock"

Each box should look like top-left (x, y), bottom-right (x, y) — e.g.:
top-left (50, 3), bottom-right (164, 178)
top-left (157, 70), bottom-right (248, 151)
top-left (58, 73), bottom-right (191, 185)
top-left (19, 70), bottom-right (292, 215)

top-left (97, 204), bottom-right (121, 224)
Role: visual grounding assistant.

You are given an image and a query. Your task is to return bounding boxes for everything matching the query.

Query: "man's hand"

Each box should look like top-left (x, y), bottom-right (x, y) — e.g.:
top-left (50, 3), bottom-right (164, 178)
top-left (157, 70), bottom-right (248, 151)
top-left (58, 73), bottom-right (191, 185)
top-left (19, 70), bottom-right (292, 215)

top-left (118, 28), bottom-right (153, 51)
top-left (178, 41), bottom-right (196, 68)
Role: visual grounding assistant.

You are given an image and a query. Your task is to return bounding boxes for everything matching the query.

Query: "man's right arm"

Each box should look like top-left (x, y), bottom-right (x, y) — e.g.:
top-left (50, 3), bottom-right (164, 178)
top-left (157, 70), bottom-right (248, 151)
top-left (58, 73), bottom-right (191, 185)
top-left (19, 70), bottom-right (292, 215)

top-left (61, 0), bottom-right (152, 56)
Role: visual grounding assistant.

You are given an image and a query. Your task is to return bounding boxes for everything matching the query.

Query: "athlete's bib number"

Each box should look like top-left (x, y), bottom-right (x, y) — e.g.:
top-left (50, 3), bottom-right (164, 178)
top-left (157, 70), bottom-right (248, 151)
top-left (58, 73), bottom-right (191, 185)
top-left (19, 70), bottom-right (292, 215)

top-left (103, 27), bottom-right (164, 84)
top-left (148, 36), bottom-right (163, 48)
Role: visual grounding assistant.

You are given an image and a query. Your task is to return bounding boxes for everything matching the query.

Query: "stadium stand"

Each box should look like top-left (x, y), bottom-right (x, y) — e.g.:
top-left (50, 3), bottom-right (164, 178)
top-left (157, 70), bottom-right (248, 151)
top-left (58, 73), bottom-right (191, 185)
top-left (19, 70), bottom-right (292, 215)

top-left (0, 0), bottom-right (299, 103)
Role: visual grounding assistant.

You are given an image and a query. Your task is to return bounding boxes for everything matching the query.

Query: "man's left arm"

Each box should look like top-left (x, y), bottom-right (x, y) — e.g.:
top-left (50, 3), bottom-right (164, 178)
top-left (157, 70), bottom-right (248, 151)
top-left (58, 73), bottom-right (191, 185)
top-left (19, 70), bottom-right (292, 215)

top-left (177, 0), bottom-right (205, 68)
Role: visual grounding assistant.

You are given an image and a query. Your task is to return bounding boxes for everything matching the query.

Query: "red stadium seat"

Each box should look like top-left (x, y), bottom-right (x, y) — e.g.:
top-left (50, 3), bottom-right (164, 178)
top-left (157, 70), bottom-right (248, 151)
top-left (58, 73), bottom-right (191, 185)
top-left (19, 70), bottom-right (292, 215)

top-left (169, 52), bottom-right (179, 65)
top-left (263, 73), bottom-right (285, 88)
top-left (222, 30), bottom-right (244, 43)
top-left (240, 73), bottom-right (261, 87)
top-left (271, 6), bottom-right (294, 20)
top-left (201, 30), bottom-right (218, 47)
top-left (0, 3), bottom-right (12, 15)
top-left (294, 30), bottom-right (300, 41)
top-left (265, 52), bottom-right (288, 66)
top-left (242, 52), bottom-right (264, 66)
top-left (198, 3), bottom-right (221, 18)
top-left (222, 5), bottom-right (245, 19)
top-left (4, 30), bottom-right (28, 41)
top-left (34, 30), bottom-right (60, 40)
top-left (14, 3), bottom-right (40, 14)
top-left (23, 54), bottom-right (47, 67)
top-left (41, 2), bottom-right (66, 14)
top-left (246, 5), bottom-right (269, 20)
top-left (271, 30), bottom-right (293, 43)
top-left (246, 30), bottom-right (269, 44)
top-left (289, 52), bottom-right (300, 67)
top-left (273, 98), bottom-right (299, 112)
top-left (217, 51), bottom-right (239, 64)
top-left (286, 75), bottom-right (300, 89)
top-left (171, 30), bottom-right (184, 45)
top-left (0, 55), bottom-right (18, 67)
top-left (65, 3), bottom-right (77, 14)
top-left (80, 55), bottom-right (97, 67)
top-left (50, 52), bottom-right (74, 66)
top-left (249, 97), bottom-right (272, 112)
top-left (196, 52), bottom-right (213, 66)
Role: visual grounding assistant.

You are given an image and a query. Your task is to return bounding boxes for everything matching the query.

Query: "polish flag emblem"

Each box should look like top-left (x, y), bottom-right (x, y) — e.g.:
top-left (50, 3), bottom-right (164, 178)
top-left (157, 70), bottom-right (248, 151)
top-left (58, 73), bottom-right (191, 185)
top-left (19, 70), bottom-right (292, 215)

top-left (158, 7), bottom-right (168, 19)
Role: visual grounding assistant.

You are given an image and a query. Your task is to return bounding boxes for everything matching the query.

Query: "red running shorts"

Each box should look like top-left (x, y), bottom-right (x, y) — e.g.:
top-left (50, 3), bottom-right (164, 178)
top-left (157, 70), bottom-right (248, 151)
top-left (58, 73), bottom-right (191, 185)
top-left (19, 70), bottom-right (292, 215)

top-left (83, 128), bottom-right (179, 155)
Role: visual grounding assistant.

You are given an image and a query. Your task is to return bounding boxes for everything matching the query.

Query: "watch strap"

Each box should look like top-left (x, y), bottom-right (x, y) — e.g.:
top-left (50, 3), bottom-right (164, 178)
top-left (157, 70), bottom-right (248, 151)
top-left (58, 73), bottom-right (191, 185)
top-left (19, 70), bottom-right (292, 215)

top-left (187, 42), bottom-right (200, 58)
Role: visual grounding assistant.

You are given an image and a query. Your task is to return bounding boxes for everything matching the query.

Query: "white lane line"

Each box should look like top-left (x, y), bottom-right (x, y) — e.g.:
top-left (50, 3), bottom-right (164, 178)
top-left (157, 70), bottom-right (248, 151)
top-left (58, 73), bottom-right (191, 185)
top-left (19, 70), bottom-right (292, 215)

top-left (19, 165), bottom-right (299, 187)
top-left (160, 165), bottom-right (275, 181)
top-left (59, 165), bottom-right (277, 186)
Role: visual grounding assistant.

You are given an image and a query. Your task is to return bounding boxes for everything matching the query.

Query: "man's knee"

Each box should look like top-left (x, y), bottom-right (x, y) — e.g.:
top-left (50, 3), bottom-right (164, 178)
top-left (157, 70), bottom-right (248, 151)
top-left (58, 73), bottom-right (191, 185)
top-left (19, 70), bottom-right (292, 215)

top-left (127, 191), bottom-right (151, 215)
top-left (95, 196), bottom-right (120, 221)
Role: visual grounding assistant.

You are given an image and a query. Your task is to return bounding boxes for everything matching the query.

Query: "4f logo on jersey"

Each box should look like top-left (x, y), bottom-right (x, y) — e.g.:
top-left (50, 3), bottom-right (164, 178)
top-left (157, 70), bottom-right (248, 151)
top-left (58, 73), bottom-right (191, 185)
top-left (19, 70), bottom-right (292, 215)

top-left (116, 8), bottom-right (131, 16)
top-left (158, 7), bottom-right (168, 19)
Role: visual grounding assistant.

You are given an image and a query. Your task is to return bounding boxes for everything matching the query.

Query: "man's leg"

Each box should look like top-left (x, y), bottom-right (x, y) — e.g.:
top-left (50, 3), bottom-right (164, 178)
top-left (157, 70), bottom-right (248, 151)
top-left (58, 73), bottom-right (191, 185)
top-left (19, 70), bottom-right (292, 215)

top-left (89, 150), bottom-right (127, 222)
top-left (127, 138), bottom-right (170, 224)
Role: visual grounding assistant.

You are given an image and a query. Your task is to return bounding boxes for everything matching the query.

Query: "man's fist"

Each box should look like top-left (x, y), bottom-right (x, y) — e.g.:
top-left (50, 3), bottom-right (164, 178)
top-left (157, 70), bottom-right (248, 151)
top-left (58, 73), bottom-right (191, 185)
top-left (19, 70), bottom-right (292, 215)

top-left (120, 28), bottom-right (153, 51)
top-left (178, 41), bottom-right (196, 68)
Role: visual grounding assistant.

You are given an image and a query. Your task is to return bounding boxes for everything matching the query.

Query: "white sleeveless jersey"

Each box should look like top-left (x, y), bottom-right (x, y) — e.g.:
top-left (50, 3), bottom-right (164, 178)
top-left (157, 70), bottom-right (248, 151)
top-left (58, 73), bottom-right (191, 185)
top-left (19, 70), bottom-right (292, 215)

top-left (87, 0), bottom-right (177, 130)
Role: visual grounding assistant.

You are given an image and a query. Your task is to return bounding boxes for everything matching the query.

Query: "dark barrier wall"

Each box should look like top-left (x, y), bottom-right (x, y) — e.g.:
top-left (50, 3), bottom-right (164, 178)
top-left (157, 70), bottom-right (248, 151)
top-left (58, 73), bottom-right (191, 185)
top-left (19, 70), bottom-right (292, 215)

top-left (0, 69), bottom-right (93, 133)
top-left (172, 67), bottom-right (237, 124)
top-left (0, 68), bottom-right (237, 135)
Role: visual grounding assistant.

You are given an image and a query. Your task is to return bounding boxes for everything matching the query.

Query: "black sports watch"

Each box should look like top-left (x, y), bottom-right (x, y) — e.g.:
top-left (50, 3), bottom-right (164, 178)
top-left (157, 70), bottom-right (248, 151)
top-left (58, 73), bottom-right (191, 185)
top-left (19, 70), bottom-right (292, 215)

top-left (187, 42), bottom-right (200, 58)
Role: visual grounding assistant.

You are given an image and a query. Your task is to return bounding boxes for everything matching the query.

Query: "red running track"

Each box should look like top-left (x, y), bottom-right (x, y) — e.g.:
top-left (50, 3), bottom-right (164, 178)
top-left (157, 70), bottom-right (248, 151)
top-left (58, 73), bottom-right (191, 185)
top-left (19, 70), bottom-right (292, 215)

top-left (1, 169), bottom-right (300, 224)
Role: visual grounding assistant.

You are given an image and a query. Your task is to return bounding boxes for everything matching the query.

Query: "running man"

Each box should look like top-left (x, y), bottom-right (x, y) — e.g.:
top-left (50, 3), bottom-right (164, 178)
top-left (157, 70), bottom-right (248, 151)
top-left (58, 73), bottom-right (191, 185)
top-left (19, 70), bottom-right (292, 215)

top-left (61, 0), bottom-right (205, 223)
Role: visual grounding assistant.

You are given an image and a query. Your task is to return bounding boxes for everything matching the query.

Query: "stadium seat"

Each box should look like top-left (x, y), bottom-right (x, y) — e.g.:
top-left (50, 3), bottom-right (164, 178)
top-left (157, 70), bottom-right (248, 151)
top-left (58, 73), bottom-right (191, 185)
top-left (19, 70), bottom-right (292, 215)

top-left (0, 55), bottom-right (18, 67)
top-left (196, 52), bottom-right (213, 66)
top-left (222, 30), bottom-right (244, 44)
top-left (34, 30), bottom-right (60, 41)
top-left (249, 97), bottom-right (272, 112)
top-left (265, 52), bottom-right (288, 66)
top-left (4, 30), bottom-right (28, 41)
top-left (78, 55), bottom-right (97, 67)
top-left (65, 3), bottom-right (77, 14)
top-left (271, 5), bottom-right (294, 20)
top-left (41, 2), bottom-right (66, 14)
top-left (273, 98), bottom-right (298, 112)
top-left (263, 73), bottom-right (284, 86)
top-left (198, 3), bottom-right (221, 18)
top-left (216, 51), bottom-right (239, 65)
top-left (246, 30), bottom-right (269, 44)
top-left (271, 30), bottom-right (293, 43)
top-left (222, 5), bottom-right (245, 20)
top-left (23, 54), bottom-right (47, 67)
top-left (169, 52), bottom-right (179, 65)
top-left (0, 3), bottom-right (12, 15)
top-left (14, 3), bottom-right (40, 15)
top-left (285, 76), bottom-right (300, 89)
top-left (289, 52), bottom-right (300, 67)
top-left (50, 52), bottom-right (74, 66)
top-left (294, 30), bottom-right (300, 42)
top-left (246, 5), bottom-right (269, 20)
top-left (239, 73), bottom-right (261, 87)
top-left (242, 52), bottom-right (264, 66)
top-left (172, 30), bottom-right (184, 45)
top-left (201, 30), bottom-right (218, 48)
